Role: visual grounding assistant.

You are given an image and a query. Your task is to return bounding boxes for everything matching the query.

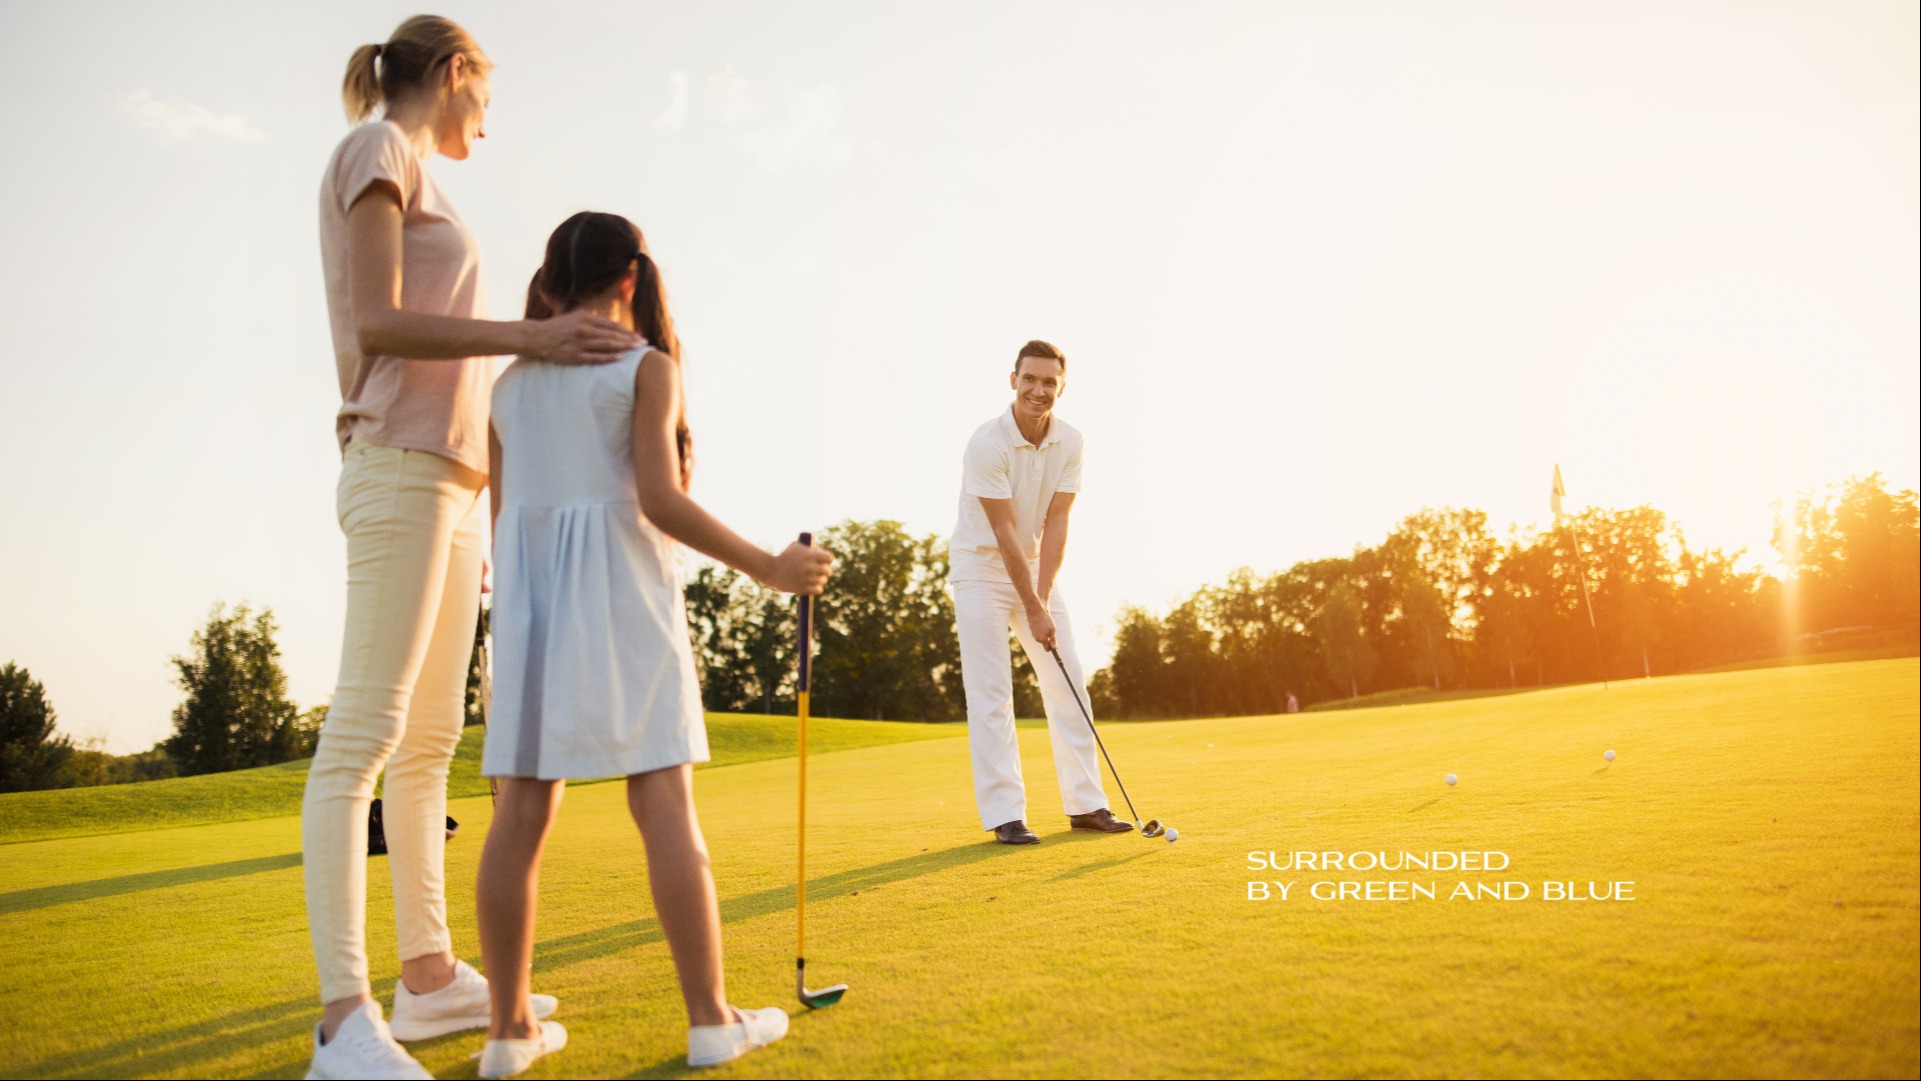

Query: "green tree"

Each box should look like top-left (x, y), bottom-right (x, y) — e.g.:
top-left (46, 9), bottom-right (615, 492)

top-left (1104, 605), bottom-right (1169, 718)
top-left (811, 520), bottom-right (964, 721)
top-left (59, 738), bottom-right (179, 788)
top-left (1398, 576), bottom-right (1453, 690)
top-left (1671, 546), bottom-right (1778, 669)
top-left (0, 662), bottom-right (72, 793)
top-left (1314, 581), bottom-right (1374, 699)
top-left (1478, 560), bottom-right (1541, 687)
top-left (1775, 473), bottom-right (1921, 638)
top-left (163, 603), bottom-right (306, 775)
top-left (685, 565), bottom-right (795, 714)
top-left (682, 520), bottom-right (981, 721)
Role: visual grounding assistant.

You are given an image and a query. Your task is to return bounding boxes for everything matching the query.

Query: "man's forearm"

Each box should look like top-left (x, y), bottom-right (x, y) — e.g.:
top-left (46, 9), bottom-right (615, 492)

top-left (1037, 513), bottom-right (1069, 601)
top-left (992, 522), bottom-right (1045, 611)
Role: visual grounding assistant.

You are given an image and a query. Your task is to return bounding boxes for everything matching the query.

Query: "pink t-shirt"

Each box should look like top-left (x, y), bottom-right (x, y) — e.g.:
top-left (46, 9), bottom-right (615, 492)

top-left (319, 120), bottom-right (493, 474)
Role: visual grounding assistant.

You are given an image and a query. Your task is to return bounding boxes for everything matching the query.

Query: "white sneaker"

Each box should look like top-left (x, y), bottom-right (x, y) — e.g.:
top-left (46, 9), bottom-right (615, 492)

top-left (390, 960), bottom-right (559, 1042)
top-left (687, 1005), bottom-right (790, 1067)
top-left (305, 1000), bottom-right (433, 1080)
top-left (476, 1020), bottom-right (568, 1078)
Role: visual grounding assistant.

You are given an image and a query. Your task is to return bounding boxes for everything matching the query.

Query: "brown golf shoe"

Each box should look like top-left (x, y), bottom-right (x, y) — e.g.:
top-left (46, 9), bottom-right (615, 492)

top-left (992, 820), bottom-right (1041, 845)
top-left (1068, 808), bottom-right (1135, 833)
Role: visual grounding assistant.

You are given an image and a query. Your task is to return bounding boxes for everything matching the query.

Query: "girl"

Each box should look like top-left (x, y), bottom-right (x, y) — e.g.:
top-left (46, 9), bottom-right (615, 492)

top-left (305, 16), bottom-right (636, 1080)
top-left (474, 211), bottom-right (833, 1077)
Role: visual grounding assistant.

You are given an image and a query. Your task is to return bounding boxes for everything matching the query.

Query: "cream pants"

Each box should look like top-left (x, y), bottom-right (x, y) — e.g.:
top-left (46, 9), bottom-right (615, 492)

top-left (951, 578), bottom-right (1109, 831)
top-left (302, 441), bottom-right (484, 1004)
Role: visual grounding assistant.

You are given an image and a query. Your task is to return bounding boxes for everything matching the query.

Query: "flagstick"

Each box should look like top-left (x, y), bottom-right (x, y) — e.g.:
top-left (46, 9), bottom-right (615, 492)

top-left (1564, 520), bottom-right (1609, 690)
top-left (1552, 465), bottom-right (1608, 691)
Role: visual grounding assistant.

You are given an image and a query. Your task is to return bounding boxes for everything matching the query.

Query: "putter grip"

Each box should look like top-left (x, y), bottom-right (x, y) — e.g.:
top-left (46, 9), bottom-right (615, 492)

top-left (797, 532), bottom-right (812, 693)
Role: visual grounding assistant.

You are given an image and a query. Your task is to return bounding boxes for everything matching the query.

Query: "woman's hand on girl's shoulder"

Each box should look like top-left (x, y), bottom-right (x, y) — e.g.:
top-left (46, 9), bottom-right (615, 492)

top-left (524, 310), bottom-right (641, 365)
top-left (761, 541), bottom-right (834, 596)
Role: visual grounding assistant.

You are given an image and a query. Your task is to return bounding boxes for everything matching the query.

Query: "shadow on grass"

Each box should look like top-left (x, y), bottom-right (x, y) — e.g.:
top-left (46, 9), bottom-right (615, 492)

top-left (1406, 798), bottom-right (1442, 813)
top-left (534, 842), bottom-right (1014, 971)
top-left (12, 989), bottom-right (326, 1079)
top-left (1050, 852), bottom-right (1152, 880)
top-left (13, 845), bottom-right (1000, 1078)
top-left (0, 851), bottom-right (303, 916)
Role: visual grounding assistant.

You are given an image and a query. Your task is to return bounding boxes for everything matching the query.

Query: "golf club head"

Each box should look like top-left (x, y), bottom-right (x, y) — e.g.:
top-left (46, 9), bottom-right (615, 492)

top-left (799, 981), bottom-right (848, 1008)
top-left (1141, 818), bottom-right (1164, 838)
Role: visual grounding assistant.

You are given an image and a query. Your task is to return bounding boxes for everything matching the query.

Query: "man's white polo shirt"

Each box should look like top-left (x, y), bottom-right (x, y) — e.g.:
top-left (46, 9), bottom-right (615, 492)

top-left (949, 405), bottom-right (1083, 584)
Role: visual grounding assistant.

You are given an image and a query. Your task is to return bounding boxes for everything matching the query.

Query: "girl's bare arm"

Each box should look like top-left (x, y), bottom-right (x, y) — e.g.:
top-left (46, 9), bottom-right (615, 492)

top-left (629, 351), bottom-right (830, 595)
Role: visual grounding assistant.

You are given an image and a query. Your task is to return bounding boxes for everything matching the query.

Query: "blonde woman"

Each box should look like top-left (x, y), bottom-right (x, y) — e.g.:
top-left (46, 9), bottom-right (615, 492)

top-left (305, 15), bottom-right (637, 1079)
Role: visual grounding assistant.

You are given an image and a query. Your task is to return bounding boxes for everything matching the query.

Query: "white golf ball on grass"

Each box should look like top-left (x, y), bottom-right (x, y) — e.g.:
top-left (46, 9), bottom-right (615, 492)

top-left (1165, 827), bottom-right (1179, 843)
top-left (1605, 749), bottom-right (1616, 761)
top-left (1445, 773), bottom-right (1458, 786)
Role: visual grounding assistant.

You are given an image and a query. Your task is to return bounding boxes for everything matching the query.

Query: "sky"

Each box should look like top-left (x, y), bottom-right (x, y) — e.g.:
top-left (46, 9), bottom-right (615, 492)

top-left (0, 1), bottom-right (1915, 752)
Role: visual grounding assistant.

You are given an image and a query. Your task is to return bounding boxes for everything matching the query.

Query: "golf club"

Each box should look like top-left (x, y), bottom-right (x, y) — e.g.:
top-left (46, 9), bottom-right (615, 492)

top-left (795, 532), bottom-right (847, 1008)
top-left (1048, 645), bottom-right (1169, 839)
top-left (476, 603), bottom-right (496, 806)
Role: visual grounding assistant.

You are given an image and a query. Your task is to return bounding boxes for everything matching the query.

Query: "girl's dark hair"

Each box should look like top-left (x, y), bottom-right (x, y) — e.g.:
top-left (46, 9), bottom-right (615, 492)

top-left (526, 211), bottom-right (681, 359)
top-left (526, 211), bottom-right (691, 486)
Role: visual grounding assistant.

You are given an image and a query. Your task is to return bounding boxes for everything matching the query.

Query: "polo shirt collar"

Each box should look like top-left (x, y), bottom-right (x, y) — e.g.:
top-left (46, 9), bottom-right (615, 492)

top-left (1001, 404), bottom-right (1063, 449)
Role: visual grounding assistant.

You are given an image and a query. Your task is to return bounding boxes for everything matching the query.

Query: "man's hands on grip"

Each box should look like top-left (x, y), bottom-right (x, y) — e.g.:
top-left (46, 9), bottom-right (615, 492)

top-left (1026, 601), bottom-right (1059, 652)
top-left (762, 541), bottom-right (835, 596)
top-left (527, 310), bottom-right (642, 365)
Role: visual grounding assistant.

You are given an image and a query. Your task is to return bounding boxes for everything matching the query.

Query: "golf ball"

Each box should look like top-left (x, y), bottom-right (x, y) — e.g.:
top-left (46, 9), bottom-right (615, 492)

top-left (1165, 828), bottom-right (1179, 843)
top-left (1605, 749), bottom-right (1616, 761)
top-left (1445, 773), bottom-right (1458, 786)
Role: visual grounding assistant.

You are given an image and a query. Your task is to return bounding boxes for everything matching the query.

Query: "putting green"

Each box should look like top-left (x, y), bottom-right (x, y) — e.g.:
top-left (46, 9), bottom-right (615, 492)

top-left (0, 659), bottom-right (1914, 1078)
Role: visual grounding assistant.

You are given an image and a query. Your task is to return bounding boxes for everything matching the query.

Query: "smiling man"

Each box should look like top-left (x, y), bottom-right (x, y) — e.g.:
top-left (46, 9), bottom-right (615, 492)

top-left (948, 339), bottom-right (1131, 844)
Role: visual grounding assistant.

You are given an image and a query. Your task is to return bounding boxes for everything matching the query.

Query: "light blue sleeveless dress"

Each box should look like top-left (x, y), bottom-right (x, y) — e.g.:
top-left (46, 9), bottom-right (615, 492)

top-left (483, 346), bottom-right (708, 779)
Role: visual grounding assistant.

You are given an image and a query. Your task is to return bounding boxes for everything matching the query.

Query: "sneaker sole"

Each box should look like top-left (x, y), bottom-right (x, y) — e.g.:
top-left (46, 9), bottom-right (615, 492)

top-left (391, 998), bottom-right (557, 1043)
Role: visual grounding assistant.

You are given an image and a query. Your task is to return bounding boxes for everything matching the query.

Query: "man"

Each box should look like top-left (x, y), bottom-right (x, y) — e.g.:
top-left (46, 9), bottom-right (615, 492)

top-left (948, 340), bottom-right (1132, 844)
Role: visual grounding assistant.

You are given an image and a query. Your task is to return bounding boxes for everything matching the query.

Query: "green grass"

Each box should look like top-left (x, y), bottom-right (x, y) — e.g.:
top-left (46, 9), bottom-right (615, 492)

top-left (1688, 643), bottom-right (1920, 674)
top-left (0, 660), bottom-right (1914, 1078)
top-left (1302, 684), bottom-right (1543, 712)
top-left (0, 714), bottom-right (960, 846)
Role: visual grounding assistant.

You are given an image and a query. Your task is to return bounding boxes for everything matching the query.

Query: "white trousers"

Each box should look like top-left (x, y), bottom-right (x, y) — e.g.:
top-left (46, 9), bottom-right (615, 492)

top-left (302, 441), bottom-right (484, 1004)
top-left (952, 578), bottom-right (1108, 830)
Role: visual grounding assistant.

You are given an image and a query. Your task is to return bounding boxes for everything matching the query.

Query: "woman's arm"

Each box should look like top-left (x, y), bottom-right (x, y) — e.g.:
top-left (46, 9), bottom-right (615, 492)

top-left (629, 351), bottom-right (831, 595)
top-left (347, 190), bottom-right (637, 364)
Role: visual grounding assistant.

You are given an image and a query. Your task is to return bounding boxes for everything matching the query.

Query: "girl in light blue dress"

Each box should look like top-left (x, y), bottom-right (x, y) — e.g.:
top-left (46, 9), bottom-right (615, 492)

top-left (473, 211), bottom-right (833, 1077)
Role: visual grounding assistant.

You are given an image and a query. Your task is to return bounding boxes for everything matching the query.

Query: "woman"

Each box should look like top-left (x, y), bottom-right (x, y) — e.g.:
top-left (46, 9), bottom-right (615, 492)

top-left (472, 212), bottom-right (832, 1076)
top-left (303, 16), bottom-right (638, 1080)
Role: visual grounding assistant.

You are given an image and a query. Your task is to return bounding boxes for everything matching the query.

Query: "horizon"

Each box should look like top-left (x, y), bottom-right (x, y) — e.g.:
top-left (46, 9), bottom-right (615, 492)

top-left (1, 0), bottom-right (1915, 752)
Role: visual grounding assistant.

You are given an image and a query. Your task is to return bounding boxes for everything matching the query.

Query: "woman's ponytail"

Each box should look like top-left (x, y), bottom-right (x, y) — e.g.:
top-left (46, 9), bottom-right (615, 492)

top-left (340, 16), bottom-right (491, 125)
top-left (342, 44), bottom-right (384, 124)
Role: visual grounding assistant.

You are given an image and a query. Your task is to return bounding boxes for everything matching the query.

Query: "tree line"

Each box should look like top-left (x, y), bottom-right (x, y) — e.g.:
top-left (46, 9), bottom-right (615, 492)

top-left (1092, 473), bottom-right (1917, 718)
top-left (3, 474), bottom-right (1913, 793)
top-left (1, 604), bottom-right (489, 794)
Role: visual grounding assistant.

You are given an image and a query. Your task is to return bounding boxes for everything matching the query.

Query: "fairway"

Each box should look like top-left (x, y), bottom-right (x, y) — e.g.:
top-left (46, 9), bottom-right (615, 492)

top-left (0, 659), bottom-right (1915, 1078)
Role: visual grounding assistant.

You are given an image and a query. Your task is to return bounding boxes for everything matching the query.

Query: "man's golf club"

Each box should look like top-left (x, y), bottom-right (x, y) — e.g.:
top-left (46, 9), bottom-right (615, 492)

top-left (1048, 645), bottom-right (1168, 839)
top-left (795, 533), bottom-right (847, 1008)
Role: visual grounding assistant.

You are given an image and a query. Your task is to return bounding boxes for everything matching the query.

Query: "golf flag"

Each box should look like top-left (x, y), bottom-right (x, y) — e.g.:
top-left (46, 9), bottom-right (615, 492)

top-left (1551, 464), bottom-right (1566, 519)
